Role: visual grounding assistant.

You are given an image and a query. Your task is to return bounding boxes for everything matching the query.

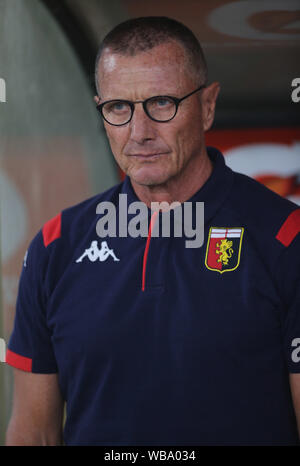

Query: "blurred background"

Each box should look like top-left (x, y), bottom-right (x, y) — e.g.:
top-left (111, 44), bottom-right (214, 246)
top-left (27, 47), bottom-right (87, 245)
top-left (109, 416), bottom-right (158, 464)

top-left (0, 0), bottom-right (299, 444)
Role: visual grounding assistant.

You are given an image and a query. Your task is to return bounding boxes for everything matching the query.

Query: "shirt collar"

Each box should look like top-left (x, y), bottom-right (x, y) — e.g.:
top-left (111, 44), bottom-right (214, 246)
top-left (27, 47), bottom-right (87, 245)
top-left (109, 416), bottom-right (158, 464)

top-left (120, 146), bottom-right (234, 225)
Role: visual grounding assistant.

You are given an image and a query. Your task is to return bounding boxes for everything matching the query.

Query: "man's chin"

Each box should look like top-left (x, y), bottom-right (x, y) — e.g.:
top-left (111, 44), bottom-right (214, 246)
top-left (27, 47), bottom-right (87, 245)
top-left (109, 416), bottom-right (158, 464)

top-left (129, 166), bottom-right (170, 187)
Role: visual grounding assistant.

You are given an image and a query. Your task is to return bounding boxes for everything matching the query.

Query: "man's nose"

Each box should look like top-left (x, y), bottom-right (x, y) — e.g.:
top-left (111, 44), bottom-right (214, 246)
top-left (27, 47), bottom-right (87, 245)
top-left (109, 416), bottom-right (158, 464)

top-left (129, 103), bottom-right (156, 143)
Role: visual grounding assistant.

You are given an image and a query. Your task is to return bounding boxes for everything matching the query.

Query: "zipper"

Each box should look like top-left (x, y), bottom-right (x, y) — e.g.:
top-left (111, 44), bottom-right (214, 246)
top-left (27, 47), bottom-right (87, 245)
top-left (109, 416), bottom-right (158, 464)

top-left (141, 211), bottom-right (158, 291)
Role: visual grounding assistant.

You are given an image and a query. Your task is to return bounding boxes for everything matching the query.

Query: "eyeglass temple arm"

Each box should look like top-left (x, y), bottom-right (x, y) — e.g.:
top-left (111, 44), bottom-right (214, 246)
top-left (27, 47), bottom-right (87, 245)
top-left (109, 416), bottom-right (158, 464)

top-left (178, 85), bottom-right (206, 103)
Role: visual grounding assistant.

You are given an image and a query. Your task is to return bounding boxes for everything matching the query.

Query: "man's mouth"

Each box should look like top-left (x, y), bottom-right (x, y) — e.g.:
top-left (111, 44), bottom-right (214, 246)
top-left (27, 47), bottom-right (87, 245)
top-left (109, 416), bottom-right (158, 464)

top-left (128, 152), bottom-right (170, 160)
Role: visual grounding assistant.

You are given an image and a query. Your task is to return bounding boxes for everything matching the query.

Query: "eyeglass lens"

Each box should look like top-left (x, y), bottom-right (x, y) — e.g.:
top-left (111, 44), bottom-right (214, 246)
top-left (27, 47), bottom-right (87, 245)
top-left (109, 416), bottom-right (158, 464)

top-left (102, 96), bottom-right (177, 125)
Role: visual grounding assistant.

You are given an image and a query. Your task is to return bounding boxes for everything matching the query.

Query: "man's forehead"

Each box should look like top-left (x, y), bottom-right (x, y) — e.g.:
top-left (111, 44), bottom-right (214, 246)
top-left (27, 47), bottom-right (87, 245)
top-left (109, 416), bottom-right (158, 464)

top-left (98, 41), bottom-right (188, 75)
top-left (96, 42), bottom-right (197, 98)
top-left (100, 52), bottom-right (119, 73)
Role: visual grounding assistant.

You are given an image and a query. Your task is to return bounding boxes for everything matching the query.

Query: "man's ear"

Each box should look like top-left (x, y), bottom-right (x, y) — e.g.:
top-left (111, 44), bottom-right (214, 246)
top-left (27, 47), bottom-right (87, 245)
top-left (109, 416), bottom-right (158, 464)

top-left (201, 82), bottom-right (220, 132)
top-left (94, 95), bottom-right (101, 105)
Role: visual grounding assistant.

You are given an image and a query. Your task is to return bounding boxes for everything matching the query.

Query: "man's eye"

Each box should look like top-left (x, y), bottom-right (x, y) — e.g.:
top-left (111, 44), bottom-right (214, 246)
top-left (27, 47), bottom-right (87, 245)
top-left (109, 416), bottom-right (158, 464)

top-left (148, 97), bottom-right (174, 111)
top-left (155, 98), bottom-right (171, 107)
top-left (114, 102), bottom-right (126, 110)
top-left (106, 102), bottom-right (128, 113)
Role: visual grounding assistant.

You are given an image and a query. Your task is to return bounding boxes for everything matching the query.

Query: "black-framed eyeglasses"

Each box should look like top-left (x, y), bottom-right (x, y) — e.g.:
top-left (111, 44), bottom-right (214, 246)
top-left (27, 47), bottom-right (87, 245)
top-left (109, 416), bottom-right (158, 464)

top-left (96, 85), bottom-right (206, 126)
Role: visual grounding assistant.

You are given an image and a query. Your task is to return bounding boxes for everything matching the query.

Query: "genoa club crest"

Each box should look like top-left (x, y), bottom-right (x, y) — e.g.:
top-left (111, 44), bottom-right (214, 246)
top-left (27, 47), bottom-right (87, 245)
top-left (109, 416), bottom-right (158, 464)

top-left (205, 227), bottom-right (244, 273)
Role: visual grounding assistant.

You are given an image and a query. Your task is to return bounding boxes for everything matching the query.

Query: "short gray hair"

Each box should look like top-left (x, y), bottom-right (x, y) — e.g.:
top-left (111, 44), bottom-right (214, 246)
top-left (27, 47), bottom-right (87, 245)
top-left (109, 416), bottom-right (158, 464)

top-left (95, 16), bottom-right (208, 95)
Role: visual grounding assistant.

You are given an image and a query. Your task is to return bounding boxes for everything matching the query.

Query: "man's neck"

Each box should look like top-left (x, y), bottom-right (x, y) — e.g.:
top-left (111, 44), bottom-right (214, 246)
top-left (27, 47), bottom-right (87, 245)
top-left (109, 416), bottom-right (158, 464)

top-left (130, 149), bottom-right (213, 208)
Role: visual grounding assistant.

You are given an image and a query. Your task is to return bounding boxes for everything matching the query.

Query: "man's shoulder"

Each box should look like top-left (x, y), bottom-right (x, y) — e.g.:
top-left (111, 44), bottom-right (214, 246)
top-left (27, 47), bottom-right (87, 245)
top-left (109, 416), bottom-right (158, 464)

top-left (61, 180), bottom-right (124, 226)
top-left (231, 170), bottom-right (298, 216)
top-left (229, 169), bottom-right (300, 251)
top-left (30, 180), bottom-right (124, 256)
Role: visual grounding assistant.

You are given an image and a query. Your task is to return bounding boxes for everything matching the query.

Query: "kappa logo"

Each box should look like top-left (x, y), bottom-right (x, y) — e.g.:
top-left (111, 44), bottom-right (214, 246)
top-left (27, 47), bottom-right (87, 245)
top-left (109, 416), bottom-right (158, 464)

top-left (205, 227), bottom-right (244, 273)
top-left (76, 240), bottom-right (120, 263)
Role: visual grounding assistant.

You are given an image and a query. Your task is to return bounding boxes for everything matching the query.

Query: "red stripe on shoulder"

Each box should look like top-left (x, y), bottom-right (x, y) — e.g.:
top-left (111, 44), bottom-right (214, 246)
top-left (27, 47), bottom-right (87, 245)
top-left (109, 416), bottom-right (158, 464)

top-left (6, 349), bottom-right (32, 372)
top-left (42, 212), bottom-right (62, 247)
top-left (276, 209), bottom-right (300, 247)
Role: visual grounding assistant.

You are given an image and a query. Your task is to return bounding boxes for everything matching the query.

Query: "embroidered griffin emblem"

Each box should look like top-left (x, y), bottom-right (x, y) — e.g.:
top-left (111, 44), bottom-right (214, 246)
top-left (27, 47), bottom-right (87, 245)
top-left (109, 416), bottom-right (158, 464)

top-left (216, 239), bottom-right (234, 265)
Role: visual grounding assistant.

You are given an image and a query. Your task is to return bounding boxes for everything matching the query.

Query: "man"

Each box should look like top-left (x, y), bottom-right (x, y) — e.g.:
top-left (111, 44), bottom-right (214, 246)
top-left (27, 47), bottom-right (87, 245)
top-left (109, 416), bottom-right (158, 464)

top-left (5, 17), bottom-right (300, 445)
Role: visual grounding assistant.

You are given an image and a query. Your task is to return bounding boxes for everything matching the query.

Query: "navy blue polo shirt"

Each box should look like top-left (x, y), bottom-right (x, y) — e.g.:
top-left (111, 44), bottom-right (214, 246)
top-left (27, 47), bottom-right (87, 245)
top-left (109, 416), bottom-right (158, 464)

top-left (6, 147), bottom-right (300, 445)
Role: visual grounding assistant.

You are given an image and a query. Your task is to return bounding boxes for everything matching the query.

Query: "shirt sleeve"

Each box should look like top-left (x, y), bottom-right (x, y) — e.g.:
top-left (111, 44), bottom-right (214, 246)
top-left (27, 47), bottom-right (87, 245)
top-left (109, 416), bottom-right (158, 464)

top-left (6, 230), bottom-right (58, 373)
top-left (276, 211), bottom-right (300, 373)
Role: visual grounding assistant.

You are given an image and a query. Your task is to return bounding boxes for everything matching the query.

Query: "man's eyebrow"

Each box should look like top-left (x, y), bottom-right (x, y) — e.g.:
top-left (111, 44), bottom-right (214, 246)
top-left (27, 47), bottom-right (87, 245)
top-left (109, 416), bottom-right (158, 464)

top-left (101, 91), bottom-right (183, 102)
